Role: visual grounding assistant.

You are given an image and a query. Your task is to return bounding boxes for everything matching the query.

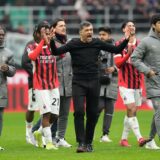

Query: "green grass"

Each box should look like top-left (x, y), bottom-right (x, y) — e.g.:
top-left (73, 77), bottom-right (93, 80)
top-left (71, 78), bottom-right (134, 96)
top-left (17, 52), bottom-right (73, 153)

top-left (0, 111), bottom-right (159, 160)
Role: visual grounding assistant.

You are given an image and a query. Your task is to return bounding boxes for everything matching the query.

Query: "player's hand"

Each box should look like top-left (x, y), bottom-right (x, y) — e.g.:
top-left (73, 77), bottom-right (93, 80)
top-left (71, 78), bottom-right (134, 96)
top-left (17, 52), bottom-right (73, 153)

top-left (50, 27), bottom-right (55, 39)
top-left (105, 67), bottom-right (115, 73)
top-left (41, 27), bottom-right (49, 45)
top-left (147, 70), bottom-right (156, 78)
top-left (0, 64), bottom-right (9, 72)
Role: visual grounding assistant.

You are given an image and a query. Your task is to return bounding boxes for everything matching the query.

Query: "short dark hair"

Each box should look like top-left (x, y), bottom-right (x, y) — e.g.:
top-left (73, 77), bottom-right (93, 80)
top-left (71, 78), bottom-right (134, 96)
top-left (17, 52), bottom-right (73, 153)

top-left (150, 14), bottom-right (160, 25)
top-left (0, 25), bottom-right (6, 34)
top-left (79, 21), bottom-right (92, 31)
top-left (121, 20), bottom-right (135, 30)
top-left (98, 26), bottom-right (112, 34)
top-left (32, 21), bottom-right (50, 42)
top-left (51, 18), bottom-right (65, 28)
top-left (36, 20), bottom-right (50, 33)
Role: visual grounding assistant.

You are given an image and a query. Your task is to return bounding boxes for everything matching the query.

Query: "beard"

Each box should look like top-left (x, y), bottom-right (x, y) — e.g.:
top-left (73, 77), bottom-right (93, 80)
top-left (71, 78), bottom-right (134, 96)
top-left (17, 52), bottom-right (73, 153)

top-left (130, 30), bottom-right (135, 35)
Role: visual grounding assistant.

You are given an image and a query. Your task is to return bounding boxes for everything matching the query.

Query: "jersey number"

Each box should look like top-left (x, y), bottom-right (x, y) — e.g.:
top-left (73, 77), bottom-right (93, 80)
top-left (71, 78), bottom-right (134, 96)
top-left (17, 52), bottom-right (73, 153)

top-left (52, 98), bottom-right (60, 106)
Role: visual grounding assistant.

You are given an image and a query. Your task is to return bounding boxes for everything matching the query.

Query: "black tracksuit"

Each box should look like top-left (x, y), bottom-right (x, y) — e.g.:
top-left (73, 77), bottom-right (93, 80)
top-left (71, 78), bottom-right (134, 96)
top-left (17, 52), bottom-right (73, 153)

top-left (50, 38), bottom-right (128, 144)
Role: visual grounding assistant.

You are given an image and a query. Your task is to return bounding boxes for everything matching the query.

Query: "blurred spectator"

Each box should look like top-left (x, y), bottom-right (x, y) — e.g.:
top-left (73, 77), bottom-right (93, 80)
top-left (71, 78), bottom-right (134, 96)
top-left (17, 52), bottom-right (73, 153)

top-left (121, 0), bottom-right (132, 10)
top-left (110, 0), bottom-right (122, 9)
top-left (148, 0), bottom-right (159, 6)
top-left (15, 0), bottom-right (25, 6)
top-left (25, 0), bottom-right (76, 6)
top-left (147, 0), bottom-right (159, 17)
top-left (86, 0), bottom-right (105, 26)
top-left (56, 0), bottom-right (75, 6)
top-left (15, 22), bottom-right (27, 34)
top-left (25, 0), bottom-right (49, 6)
top-left (0, 0), bottom-right (6, 6)
top-left (109, 0), bottom-right (123, 29)
top-left (136, 0), bottom-right (149, 17)
top-left (45, 0), bottom-right (57, 22)
top-left (25, 0), bottom-right (40, 6)
top-left (74, 0), bottom-right (90, 20)
top-left (0, 14), bottom-right (13, 32)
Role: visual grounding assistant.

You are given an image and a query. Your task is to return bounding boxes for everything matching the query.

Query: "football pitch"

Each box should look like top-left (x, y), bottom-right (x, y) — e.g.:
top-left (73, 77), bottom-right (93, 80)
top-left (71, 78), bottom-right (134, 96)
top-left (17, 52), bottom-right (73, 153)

top-left (0, 111), bottom-right (159, 160)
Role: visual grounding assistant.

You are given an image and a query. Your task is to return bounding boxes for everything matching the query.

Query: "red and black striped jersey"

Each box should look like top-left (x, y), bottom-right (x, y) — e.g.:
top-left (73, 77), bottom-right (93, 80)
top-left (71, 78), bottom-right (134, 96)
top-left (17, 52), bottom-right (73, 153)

top-left (114, 38), bottom-right (142, 89)
top-left (27, 41), bottom-right (59, 90)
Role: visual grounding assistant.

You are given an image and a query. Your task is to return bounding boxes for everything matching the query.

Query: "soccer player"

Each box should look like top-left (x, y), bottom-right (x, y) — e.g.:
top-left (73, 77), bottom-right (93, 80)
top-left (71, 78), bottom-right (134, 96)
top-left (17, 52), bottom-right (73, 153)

top-left (32, 18), bottom-right (72, 148)
top-left (0, 25), bottom-right (16, 151)
top-left (98, 26), bottom-right (118, 143)
top-left (131, 14), bottom-right (160, 149)
top-left (27, 21), bottom-right (60, 150)
top-left (114, 20), bottom-right (149, 147)
top-left (50, 21), bottom-right (131, 152)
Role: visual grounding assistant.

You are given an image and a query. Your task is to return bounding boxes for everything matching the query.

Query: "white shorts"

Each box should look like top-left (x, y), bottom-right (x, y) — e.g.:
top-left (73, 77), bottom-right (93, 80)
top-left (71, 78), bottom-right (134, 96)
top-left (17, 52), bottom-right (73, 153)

top-left (35, 88), bottom-right (60, 115)
top-left (28, 88), bottom-right (39, 111)
top-left (119, 86), bottom-right (142, 106)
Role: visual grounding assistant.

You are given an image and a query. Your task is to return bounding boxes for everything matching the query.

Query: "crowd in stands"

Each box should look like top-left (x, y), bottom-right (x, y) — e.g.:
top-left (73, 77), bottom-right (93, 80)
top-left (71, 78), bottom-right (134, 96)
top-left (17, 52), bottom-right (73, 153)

top-left (0, 0), bottom-right (160, 13)
top-left (0, 0), bottom-right (75, 6)
top-left (81, 0), bottom-right (160, 20)
top-left (1, 0), bottom-right (160, 34)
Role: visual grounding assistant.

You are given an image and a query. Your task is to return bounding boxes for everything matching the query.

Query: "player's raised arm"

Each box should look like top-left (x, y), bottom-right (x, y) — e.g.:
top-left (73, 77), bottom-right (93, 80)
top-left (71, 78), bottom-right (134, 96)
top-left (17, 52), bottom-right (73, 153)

top-left (28, 27), bottom-right (47, 61)
top-left (114, 45), bottom-right (133, 68)
top-left (100, 28), bottom-right (131, 53)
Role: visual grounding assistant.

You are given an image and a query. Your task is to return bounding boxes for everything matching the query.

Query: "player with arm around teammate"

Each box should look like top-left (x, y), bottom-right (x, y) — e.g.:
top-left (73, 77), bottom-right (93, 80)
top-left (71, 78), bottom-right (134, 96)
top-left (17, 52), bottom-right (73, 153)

top-left (27, 21), bottom-right (60, 150)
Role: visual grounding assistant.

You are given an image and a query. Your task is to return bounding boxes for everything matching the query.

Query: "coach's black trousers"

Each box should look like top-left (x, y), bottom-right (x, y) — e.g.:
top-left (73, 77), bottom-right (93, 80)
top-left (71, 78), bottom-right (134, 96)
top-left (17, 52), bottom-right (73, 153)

top-left (72, 78), bottom-right (100, 144)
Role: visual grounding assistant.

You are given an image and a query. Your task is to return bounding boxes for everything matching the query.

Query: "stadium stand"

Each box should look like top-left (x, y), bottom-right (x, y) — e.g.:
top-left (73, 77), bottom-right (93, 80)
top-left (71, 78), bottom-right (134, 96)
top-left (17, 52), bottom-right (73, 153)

top-left (0, 0), bottom-right (159, 35)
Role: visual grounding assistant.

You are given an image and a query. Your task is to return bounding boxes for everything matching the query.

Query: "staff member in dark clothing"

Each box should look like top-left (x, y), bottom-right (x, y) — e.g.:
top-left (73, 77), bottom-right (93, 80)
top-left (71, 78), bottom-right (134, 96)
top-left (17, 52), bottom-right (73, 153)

top-left (50, 21), bottom-right (131, 153)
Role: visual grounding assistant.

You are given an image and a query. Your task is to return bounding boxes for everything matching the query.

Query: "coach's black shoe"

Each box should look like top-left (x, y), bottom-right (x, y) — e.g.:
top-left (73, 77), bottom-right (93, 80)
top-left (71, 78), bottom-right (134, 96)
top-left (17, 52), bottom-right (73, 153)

top-left (76, 143), bottom-right (86, 153)
top-left (86, 144), bottom-right (94, 152)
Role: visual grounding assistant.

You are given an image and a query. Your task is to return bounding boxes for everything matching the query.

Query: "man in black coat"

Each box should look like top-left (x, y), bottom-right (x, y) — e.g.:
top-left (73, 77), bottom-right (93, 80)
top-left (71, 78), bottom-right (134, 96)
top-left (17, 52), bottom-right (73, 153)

top-left (50, 21), bottom-right (130, 152)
